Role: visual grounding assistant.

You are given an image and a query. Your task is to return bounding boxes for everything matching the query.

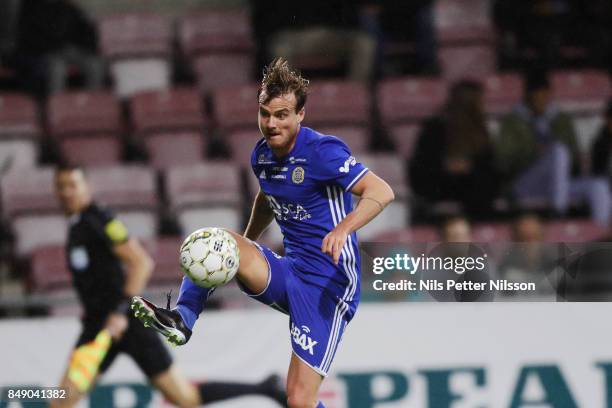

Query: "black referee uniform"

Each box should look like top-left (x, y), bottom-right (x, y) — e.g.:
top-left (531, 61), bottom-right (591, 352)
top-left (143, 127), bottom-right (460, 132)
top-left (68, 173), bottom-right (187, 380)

top-left (67, 202), bottom-right (172, 378)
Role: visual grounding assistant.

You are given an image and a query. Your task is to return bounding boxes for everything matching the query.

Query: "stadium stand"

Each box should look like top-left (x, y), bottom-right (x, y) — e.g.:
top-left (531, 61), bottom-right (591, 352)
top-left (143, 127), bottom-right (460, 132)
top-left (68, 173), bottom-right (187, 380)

top-left (165, 162), bottom-right (242, 233)
top-left (213, 83), bottom-right (259, 131)
top-left (0, 93), bottom-right (40, 171)
top-left (357, 153), bottom-right (409, 239)
top-left (87, 166), bottom-right (158, 239)
top-left (544, 219), bottom-right (608, 242)
top-left (30, 244), bottom-right (71, 293)
top-left (193, 54), bottom-right (254, 95)
top-left (47, 91), bottom-right (122, 166)
top-left (98, 13), bottom-right (172, 97)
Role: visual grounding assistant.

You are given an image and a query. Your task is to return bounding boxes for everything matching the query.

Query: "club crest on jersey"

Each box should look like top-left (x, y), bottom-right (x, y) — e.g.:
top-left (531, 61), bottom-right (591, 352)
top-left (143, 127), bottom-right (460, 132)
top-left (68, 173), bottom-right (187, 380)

top-left (339, 156), bottom-right (357, 173)
top-left (291, 323), bottom-right (318, 355)
top-left (258, 154), bottom-right (266, 164)
top-left (292, 167), bottom-right (305, 184)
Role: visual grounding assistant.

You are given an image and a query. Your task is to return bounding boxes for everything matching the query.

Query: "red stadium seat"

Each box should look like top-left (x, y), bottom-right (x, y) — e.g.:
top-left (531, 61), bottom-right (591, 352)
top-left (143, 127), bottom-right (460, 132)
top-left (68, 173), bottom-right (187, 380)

top-left (193, 54), bottom-right (254, 94)
top-left (144, 131), bottom-right (205, 170)
top-left (213, 84), bottom-right (259, 131)
top-left (388, 124), bottom-right (420, 159)
top-left (0, 140), bottom-right (37, 170)
top-left (544, 220), bottom-right (608, 242)
top-left (306, 81), bottom-right (371, 127)
top-left (59, 136), bottom-right (122, 167)
top-left (130, 88), bottom-right (205, 133)
top-left (551, 70), bottom-right (611, 114)
top-left (0, 93), bottom-right (40, 138)
top-left (227, 129), bottom-right (263, 166)
top-left (359, 153), bottom-right (408, 199)
top-left (1, 167), bottom-right (59, 218)
top-left (87, 166), bottom-right (157, 210)
top-left (482, 73), bottom-right (524, 116)
top-left (166, 162), bottom-right (241, 209)
top-left (357, 154), bottom-right (410, 239)
top-left (317, 127), bottom-right (369, 154)
top-left (99, 13), bottom-right (172, 59)
top-left (48, 91), bottom-right (121, 137)
top-left (142, 237), bottom-right (184, 286)
top-left (166, 162), bottom-right (243, 233)
top-left (30, 245), bottom-right (71, 293)
top-left (377, 77), bottom-right (447, 123)
top-left (439, 45), bottom-right (496, 82)
top-left (434, 0), bottom-right (494, 45)
top-left (14, 215), bottom-right (67, 257)
top-left (179, 10), bottom-right (254, 58)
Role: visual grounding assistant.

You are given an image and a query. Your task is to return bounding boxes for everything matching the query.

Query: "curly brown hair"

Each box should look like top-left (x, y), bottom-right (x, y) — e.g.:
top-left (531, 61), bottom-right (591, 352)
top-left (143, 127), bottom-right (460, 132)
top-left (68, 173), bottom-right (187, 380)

top-left (257, 58), bottom-right (309, 112)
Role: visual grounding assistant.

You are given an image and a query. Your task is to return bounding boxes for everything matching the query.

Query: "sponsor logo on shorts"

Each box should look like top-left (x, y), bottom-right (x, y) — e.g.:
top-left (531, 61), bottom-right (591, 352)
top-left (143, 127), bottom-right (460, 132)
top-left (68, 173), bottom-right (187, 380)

top-left (291, 323), bottom-right (318, 355)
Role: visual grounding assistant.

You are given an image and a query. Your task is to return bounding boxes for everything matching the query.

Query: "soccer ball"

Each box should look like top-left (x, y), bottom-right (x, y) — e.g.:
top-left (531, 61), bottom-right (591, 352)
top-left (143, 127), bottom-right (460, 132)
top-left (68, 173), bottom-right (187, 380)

top-left (179, 227), bottom-right (240, 288)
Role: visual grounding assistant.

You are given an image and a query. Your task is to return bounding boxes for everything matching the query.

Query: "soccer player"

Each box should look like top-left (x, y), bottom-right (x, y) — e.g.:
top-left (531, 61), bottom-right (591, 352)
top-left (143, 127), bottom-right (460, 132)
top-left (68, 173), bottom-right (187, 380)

top-left (132, 58), bottom-right (395, 408)
top-left (51, 164), bottom-right (286, 407)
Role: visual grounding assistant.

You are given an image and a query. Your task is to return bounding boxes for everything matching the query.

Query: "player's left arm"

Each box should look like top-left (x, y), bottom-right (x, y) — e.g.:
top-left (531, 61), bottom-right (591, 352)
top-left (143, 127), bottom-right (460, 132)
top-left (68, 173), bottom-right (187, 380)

top-left (322, 171), bottom-right (394, 264)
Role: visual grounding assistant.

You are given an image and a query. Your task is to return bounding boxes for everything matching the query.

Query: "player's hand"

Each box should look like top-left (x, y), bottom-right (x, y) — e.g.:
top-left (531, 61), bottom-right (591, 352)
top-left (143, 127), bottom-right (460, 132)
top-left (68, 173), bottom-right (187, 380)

top-left (322, 226), bottom-right (349, 265)
top-left (105, 313), bottom-right (128, 340)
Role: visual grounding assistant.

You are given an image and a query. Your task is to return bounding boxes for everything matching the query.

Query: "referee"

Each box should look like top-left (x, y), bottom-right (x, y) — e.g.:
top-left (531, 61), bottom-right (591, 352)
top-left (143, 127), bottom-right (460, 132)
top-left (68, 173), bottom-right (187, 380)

top-left (51, 163), bottom-right (286, 407)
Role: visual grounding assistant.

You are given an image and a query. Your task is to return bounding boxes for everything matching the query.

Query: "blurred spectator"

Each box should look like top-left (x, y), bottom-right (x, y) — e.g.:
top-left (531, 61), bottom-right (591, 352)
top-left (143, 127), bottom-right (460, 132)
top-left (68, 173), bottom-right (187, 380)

top-left (493, 0), bottom-right (612, 70)
top-left (0, 0), bottom-right (20, 58)
top-left (439, 214), bottom-right (472, 243)
top-left (496, 71), bottom-right (611, 225)
top-left (493, 0), bottom-right (571, 70)
top-left (498, 214), bottom-right (557, 290)
top-left (252, 0), bottom-right (375, 82)
top-left (410, 80), bottom-right (499, 218)
top-left (359, 0), bottom-right (438, 77)
top-left (13, 0), bottom-right (104, 95)
top-left (591, 100), bottom-right (612, 177)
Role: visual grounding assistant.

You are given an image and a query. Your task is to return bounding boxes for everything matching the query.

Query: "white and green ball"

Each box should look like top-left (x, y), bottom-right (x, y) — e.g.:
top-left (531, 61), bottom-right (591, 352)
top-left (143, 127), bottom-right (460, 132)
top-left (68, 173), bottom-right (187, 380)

top-left (179, 227), bottom-right (240, 288)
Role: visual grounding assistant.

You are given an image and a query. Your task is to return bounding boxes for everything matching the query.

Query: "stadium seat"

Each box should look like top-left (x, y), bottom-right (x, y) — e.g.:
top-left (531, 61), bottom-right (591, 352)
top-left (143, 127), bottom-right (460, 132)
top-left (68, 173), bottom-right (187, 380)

top-left (99, 14), bottom-right (173, 97)
top-left (388, 124), bottom-right (421, 159)
top-left (30, 244), bottom-right (71, 293)
top-left (130, 87), bottom-right (205, 134)
top-left (377, 77), bottom-right (447, 123)
top-left (213, 84), bottom-right (259, 131)
top-left (177, 207), bottom-right (242, 236)
top-left (306, 81), bottom-right (371, 127)
top-left (193, 54), bottom-right (254, 95)
top-left (438, 45), bottom-right (496, 81)
top-left (317, 126), bottom-right (369, 154)
top-left (166, 162), bottom-right (241, 208)
top-left (1, 167), bottom-right (59, 219)
top-left (0, 140), bottom-right (37, 171)
top-left (144, 131), bottom-right (205, 170)
top-left (178, 10), bottom-right (254, 58)
top-left (59, 136), bottom-right (122, 167)
top-left (48, 91), bottom-right (121, 136)
top-left (544, 220), bottom-right (608, 242)
top-left (0, 93), bottom-right (40, 138)
top-left (166, 162), bottom-right (242, 234)
top-left (434, 0), bottom-right (494, 45)
top-left (356, 154), bottom-right (410, 239)
top-left (227, 129), bottom-right (263, 166)
top-left (141, 237), bottom-right (184, 286)
top-left (14, 214), bottom-right (67, 257)
top-left (482, 73), bottom-right (524, 116)
top-left (551, 70), bottom-right (611, 115)
top-left (86, 166), bottom-right (157, 210)
top-left (114, 211), bottom-right (158, 239)
top-left (99, 13), bottom-right (172, 60)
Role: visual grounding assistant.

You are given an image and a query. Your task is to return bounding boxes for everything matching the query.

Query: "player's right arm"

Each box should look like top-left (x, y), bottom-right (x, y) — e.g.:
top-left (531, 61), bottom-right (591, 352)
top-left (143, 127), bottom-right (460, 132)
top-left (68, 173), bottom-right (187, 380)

top-left (244, 189), bottom-right (275, 241)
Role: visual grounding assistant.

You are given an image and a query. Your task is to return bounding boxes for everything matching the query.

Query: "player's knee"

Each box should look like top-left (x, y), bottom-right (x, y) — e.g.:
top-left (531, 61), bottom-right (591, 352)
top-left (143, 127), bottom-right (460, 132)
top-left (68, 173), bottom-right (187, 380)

top-left (287, 389), bottom-right (318, 408)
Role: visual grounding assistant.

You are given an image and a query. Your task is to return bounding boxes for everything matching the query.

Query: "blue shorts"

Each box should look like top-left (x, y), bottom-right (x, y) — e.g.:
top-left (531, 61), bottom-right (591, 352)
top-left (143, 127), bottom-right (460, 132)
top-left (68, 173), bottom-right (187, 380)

top-left (240, 242), bottom-right (357, 377)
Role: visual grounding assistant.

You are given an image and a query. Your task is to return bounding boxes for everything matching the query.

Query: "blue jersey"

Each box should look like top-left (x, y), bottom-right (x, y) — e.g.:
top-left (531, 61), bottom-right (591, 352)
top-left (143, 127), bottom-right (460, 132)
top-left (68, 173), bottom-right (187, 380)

top-left (251, 126), bottom-right (369, 301)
